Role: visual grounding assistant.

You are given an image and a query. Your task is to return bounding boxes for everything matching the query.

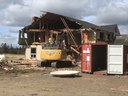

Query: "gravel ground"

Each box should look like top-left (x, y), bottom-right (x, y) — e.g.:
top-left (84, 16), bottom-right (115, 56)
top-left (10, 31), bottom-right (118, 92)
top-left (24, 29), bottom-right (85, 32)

top-left (0, 54), bottom-right (128, 96)
top-left (0, 66), bottom-right (128, 96)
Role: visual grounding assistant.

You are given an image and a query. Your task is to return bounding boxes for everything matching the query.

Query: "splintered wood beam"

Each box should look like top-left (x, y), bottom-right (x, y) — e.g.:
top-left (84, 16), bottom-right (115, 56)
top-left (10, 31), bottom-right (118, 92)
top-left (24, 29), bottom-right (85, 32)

top-left (60, 17), bottom-right (78, 49)
top-left (26, 29), bottom-right (44, 32)
top-left (70, 46), bottom-right (81, 55)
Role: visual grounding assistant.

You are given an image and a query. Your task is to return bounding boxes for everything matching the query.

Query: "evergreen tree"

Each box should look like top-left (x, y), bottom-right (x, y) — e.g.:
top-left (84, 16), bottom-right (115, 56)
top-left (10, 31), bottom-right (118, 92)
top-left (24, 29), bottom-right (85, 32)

top-left (0, 43), bottom-right (25, 54)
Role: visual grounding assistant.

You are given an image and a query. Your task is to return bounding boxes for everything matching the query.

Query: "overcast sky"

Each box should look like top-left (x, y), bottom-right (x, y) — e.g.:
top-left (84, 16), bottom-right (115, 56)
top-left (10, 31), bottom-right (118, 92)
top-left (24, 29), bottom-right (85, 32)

top-left (0, 0), bottom-right (128, 46)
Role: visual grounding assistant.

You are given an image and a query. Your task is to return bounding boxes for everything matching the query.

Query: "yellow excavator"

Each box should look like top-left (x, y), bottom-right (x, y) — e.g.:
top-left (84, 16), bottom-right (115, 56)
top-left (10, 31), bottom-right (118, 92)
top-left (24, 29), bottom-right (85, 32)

top-left (38, 31), bottom-right (73, 67)
top-left (38, 17), bottom-right (81, 67)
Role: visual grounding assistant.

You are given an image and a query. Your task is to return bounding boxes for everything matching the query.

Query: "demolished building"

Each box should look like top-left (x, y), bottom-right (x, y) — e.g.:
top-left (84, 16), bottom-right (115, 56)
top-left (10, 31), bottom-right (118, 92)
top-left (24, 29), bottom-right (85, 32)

top-left (18, 12), bottom-right (120, 60)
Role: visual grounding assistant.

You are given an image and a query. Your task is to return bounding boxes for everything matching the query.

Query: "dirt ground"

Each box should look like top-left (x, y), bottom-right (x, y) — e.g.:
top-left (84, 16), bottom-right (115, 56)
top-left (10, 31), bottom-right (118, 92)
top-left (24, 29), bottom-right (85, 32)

top-left (0, 54), bottom-right (128, 96)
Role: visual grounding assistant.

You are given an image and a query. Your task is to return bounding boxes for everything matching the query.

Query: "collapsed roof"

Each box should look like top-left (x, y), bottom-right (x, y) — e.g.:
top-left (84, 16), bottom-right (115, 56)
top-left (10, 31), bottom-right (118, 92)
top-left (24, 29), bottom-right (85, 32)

top-left (23, 12), bottom-right (120, 34)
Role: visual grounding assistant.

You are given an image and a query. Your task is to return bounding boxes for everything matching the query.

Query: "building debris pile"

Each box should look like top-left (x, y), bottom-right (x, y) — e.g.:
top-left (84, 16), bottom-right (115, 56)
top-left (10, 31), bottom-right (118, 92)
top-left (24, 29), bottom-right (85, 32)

top-left (0, 60), bottom-right (13, 71)
top-left (0, 54), bottom-right (13, 71)
top-left (0, 54), bottom-right (39, 71)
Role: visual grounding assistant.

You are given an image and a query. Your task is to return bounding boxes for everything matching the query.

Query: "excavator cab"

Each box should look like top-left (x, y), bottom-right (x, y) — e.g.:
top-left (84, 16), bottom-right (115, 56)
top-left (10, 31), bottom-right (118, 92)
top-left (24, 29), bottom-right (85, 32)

top-left (38, 31), bottom-right (72, 67)
top-left (41, 40), bottom-right (67, 61)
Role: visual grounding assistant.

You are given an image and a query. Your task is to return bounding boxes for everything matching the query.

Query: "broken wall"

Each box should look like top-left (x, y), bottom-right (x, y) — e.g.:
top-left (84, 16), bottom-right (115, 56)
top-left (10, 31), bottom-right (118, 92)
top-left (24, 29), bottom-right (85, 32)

top-left (25, 45), bottom-right (42, 60)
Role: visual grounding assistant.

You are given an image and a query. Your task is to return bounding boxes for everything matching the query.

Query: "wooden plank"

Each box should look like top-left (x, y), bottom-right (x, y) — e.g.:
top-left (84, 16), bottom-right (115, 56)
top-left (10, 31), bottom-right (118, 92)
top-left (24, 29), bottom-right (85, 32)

top-left (26, 29), bottom-right (44, 32)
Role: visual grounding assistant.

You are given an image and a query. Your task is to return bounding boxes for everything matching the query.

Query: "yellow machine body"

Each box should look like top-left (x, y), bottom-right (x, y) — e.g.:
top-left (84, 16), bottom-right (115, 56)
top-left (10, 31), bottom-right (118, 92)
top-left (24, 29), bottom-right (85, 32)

top-left (41, 49), bottom-right (67, 60)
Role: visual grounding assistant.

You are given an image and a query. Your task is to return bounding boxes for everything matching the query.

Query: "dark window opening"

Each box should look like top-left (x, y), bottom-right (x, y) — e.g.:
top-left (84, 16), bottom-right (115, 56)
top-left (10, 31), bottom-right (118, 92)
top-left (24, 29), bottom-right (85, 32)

top-left (100, 32), bottom-right (104, 40)
top-left (110, 33), bottom-right (114, 41)
top-left (107, 34), bottom-right (110, 40)
top-left (31, 48), bottom-right (36, 59)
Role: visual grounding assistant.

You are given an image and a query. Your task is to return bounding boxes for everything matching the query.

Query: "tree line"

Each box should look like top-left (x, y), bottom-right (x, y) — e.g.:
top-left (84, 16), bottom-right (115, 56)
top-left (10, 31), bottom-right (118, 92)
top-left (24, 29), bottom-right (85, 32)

top-left (0, 43), bottom-right (25, 54)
